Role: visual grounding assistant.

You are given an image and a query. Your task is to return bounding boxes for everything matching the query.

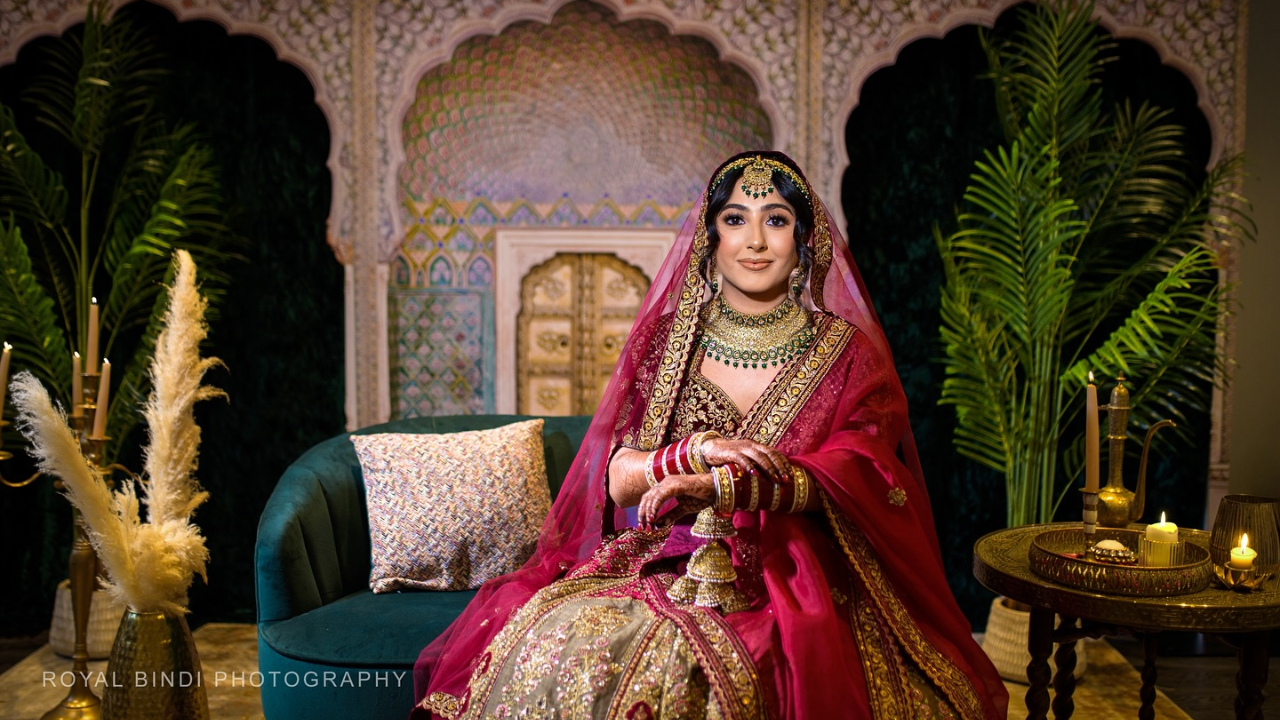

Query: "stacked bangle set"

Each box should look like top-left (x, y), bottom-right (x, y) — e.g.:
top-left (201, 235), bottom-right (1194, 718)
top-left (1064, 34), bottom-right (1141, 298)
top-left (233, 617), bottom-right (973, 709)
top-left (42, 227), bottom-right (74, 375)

top-left (712, 463), bottom-right (810, 515)
top-left (646, 431), bottom-right (720, 487)
top-left (645, 432), bottom-right (810, 515)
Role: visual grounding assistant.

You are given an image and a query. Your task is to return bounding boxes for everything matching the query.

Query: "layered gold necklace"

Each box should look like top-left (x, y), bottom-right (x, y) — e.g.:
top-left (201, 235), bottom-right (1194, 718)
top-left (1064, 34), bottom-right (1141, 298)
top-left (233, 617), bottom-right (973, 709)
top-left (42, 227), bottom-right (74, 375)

top-left (699, 295), bottom-right (814, 370)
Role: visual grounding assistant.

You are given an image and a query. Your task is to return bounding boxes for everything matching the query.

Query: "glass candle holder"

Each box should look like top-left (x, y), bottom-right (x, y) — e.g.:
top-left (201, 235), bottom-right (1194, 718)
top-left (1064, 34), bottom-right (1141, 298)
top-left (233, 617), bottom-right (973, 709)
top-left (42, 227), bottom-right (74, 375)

top-left (1139, 537), bottom-right (1183, 567)
top-left (1210, 494), bottom-right (1279, 585)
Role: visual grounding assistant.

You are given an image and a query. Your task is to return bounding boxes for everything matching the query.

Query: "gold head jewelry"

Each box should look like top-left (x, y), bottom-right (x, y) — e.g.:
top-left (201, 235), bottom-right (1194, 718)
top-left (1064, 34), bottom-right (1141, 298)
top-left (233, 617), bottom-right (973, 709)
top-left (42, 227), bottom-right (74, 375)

top-left (712, 156), bottom-right (810, 199)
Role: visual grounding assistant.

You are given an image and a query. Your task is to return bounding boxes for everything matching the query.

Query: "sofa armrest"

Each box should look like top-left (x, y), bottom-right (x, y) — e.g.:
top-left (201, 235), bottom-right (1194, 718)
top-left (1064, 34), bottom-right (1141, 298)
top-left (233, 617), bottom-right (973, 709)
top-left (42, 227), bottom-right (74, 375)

top-left (255, 438), bottom-right (370, 624)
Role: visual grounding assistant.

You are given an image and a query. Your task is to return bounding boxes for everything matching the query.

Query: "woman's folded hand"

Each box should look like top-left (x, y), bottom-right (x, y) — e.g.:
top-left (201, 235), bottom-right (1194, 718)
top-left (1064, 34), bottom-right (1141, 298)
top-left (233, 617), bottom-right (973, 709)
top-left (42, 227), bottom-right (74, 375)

top-left (701, 437), bottom-right (791, 482)
top-left (636, 473), bottom-right (713, 530)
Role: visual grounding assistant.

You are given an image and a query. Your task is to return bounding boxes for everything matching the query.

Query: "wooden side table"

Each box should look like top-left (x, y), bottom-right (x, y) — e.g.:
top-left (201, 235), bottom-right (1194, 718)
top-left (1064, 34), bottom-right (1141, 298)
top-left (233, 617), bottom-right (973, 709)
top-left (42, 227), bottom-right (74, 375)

top-left (973, 523), bottom-right (1280, 720)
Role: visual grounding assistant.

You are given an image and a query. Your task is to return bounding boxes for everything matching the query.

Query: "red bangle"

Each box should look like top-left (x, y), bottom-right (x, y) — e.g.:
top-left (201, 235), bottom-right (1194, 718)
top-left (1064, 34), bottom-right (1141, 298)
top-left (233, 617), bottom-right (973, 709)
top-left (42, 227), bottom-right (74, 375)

top-left (648, 437), bottom-right (706, 486)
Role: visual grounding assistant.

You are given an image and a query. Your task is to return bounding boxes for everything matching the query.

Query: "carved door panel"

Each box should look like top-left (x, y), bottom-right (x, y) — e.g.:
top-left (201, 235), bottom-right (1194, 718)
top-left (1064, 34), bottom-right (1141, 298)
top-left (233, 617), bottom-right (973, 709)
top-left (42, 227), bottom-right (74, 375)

top-left (518, 253), bottom-right (649, 415)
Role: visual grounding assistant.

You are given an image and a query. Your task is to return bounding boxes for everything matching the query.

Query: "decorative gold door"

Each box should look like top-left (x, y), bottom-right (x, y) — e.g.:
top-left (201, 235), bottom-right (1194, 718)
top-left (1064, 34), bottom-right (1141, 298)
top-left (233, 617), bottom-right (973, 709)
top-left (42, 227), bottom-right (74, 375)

top-left (517, 253), bottom-right (649, 415)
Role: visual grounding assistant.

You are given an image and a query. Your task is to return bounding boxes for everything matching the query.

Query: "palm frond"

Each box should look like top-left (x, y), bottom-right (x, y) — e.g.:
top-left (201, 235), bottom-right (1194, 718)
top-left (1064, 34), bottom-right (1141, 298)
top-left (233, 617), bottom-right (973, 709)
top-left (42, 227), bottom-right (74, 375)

top-left (1061, 247), bottom-right (1221, 386)
top-left (101, 142), bottom-right (230, 354)
top-left (40, 0), bottom-right (165, 156)
top-left (0, 104), bottom-right (71, 250)
top-left (937, 225), bottom-right (1017, 473)
top-left (947, 143), bottom-right (1082, 353)
top-left (102, 121), bottom-right (196, 274)
top-left (0, 219), bottom-right (70, 394)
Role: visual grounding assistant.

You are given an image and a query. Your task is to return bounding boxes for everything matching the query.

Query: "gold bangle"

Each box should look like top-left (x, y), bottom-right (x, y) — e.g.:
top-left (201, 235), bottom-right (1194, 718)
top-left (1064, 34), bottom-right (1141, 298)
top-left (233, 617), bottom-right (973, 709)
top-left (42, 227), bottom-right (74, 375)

top-left (790, 465), bottom-right (810, 514)
top-left (645, 451), bottom-right (658, 488)
top-left (713, 465), bottom-right (735, 515)
top-left (747, 476), bottom-right (759, 511)
top-left (692, 431), bottom-right (721, 474)
top-left (768, 481), bottom-right (783, 511)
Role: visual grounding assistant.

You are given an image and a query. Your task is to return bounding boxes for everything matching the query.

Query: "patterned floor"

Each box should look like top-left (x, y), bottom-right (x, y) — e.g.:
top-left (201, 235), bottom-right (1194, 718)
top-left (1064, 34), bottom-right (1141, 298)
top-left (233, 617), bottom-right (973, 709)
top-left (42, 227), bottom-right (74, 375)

top-left (0, 623), bottom-right (262, 720)
top-left (0, 628), bottom-right (1198, 720)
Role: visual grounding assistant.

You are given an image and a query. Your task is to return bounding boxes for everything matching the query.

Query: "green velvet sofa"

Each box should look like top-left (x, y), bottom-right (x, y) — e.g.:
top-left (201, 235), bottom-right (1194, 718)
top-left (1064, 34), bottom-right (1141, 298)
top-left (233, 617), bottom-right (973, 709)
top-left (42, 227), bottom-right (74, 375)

top-left (254, 414), bottom-right (592, 720)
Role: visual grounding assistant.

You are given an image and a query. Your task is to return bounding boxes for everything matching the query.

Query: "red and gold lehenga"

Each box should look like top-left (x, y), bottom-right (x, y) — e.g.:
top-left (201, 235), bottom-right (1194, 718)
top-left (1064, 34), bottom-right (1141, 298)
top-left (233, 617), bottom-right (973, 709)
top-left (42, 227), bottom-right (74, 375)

top-left (410, 154), bottom-right (1008, 720)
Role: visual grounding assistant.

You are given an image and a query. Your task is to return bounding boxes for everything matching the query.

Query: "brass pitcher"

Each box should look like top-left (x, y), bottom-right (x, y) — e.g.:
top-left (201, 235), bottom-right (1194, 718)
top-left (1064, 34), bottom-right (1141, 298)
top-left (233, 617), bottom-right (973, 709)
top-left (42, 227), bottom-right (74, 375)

top-left (1096, 374), bottom-right (1176, 528)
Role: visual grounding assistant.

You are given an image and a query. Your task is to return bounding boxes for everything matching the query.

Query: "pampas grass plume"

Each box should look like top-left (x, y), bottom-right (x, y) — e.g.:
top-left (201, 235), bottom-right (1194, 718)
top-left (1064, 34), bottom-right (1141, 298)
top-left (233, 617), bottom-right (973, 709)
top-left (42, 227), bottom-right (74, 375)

top-left (11, 250), bottom-right (221, 614)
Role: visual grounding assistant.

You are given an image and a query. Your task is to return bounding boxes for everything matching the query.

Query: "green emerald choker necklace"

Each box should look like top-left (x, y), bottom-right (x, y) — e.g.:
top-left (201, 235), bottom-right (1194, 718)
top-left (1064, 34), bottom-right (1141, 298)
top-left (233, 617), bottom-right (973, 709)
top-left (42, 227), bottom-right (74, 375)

top-left (699, 295), bottom-right (814, 370)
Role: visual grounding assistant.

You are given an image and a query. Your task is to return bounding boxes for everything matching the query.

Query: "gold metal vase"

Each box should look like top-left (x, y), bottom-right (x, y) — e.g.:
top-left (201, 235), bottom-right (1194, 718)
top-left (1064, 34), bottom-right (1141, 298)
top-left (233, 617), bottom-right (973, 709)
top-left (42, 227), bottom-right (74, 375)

top-left (102, 610), bottom-right (209, 720)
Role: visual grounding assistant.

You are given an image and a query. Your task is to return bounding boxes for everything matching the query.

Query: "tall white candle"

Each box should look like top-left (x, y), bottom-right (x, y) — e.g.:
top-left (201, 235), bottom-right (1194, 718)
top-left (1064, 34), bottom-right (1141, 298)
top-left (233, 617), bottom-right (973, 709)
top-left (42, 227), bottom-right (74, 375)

top-left (86, 298), bottom-right (100, 375)
top-left (1085, 372), bottom-right (1099, 492)
top-left (71, 351), bottom-right (83, 418)
top-left (0, 343), bottom-right (11, 415)
top-left (91, 359), bottom-right (110, 439)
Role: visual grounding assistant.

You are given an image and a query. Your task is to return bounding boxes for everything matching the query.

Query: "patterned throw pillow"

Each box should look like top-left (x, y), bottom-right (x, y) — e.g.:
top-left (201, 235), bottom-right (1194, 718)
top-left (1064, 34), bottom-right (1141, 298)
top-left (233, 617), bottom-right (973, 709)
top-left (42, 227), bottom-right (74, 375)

top-left (351, 419), bottom-right (551, 593)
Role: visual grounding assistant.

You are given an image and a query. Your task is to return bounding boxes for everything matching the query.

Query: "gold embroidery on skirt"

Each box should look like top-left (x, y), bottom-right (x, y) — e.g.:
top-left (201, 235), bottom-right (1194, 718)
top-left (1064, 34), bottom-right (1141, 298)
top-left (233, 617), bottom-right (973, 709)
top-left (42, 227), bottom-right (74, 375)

top-left (459, 573), bottom-right (756, 720)
top-left (820, 493), bottom-right (986, 720)
top-left (421, 691), bottom-right (461, 719)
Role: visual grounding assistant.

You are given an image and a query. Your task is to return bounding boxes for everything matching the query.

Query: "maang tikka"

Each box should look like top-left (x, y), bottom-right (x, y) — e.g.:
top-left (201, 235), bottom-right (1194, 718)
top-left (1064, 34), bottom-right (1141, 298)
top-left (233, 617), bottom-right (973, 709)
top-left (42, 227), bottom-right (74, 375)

top-left (740, 157), bottom-right (775, 199)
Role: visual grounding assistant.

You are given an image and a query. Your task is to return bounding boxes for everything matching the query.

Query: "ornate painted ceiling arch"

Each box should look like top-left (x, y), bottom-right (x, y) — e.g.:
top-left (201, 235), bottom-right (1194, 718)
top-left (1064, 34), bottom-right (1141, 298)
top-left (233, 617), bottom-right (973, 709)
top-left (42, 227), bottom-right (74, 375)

top-left (379, 0), bottom-right (797, 262)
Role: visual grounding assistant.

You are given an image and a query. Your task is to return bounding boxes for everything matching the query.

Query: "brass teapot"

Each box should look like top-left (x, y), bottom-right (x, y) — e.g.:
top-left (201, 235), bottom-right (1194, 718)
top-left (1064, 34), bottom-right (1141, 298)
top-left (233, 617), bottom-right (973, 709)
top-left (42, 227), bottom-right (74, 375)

top-left (1095, 374), bottom-right (1176, 528)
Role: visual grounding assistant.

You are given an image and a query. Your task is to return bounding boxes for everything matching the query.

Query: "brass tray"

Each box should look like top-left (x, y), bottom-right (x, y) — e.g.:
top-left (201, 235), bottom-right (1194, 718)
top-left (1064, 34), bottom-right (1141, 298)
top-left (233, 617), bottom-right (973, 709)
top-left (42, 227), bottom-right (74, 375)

top-left (1029, 528), bottom-right (1212, 596)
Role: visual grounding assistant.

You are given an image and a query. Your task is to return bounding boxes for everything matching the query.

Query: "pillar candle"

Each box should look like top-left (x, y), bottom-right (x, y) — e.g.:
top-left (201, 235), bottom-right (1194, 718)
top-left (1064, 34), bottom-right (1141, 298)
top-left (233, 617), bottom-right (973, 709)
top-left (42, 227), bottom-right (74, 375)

top-left (1085, 372), bottom-right (1099, 492)
top-left (1145, 512), bottom-right (1178, 543)
top-left (85, 298), bottom-right (100, 375)
top-left (1230, 534), bottom-right (1257, 570)
top-left (71, 351), bottom-right (83, 417)
top-left (91, 359), bottom-right (110, 439)
top-left (0, 342), bottom-right (11, 415)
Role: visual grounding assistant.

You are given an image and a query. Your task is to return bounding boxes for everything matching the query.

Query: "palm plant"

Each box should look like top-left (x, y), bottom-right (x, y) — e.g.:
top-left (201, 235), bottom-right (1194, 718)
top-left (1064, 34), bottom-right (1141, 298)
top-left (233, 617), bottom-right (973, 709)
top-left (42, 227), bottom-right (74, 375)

top-left (936, 1), bottom-right (1251, 527)
top-left (0, 0), bottom-right (232, 460)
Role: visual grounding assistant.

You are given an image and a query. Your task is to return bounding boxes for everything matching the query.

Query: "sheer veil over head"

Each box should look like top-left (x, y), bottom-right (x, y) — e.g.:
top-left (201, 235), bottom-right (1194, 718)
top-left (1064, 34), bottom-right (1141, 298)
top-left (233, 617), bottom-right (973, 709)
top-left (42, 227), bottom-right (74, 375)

top-left (415, 149), bottom-right (933, 698)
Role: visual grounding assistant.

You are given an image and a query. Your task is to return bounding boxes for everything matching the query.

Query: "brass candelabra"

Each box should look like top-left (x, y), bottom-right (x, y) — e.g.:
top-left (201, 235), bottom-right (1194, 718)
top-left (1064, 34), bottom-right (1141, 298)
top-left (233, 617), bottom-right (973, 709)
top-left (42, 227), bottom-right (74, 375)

top-left (0, 369), bottom-right (131, 720)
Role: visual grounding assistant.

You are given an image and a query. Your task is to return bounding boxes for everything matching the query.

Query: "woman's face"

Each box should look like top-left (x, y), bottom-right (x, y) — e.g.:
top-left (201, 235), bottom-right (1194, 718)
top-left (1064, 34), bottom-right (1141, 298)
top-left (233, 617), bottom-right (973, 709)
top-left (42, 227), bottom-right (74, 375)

top-left (713, 182), bottom-right (799, 312)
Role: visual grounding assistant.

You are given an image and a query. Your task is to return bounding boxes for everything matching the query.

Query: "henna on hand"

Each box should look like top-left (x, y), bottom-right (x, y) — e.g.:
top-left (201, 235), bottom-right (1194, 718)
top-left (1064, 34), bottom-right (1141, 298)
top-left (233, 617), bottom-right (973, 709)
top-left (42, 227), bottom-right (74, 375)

top-left (700, 437), bottom-right (791, 482)
top-left (636, 474), bottom-right (714, 529)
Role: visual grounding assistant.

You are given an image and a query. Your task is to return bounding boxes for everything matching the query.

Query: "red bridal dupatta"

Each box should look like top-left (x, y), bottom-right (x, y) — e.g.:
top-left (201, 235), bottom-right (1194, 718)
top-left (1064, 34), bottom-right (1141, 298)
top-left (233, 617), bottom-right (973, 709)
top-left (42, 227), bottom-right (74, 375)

top-left (412, 154), bottom-right (1008, 720)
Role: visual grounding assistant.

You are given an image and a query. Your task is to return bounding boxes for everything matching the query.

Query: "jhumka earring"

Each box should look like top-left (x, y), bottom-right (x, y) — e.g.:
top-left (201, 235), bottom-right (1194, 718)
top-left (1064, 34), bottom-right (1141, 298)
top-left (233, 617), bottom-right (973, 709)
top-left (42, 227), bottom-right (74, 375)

top-left (789, 266), bottom-right (804, 300)
top-left (709, 258), bottom-right (721, 296)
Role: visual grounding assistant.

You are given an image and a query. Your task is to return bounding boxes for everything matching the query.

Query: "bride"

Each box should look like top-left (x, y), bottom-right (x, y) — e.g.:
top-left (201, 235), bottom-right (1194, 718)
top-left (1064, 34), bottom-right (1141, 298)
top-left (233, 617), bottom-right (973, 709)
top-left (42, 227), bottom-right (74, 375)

top-left (410, 151), bottom-right (1008, 720)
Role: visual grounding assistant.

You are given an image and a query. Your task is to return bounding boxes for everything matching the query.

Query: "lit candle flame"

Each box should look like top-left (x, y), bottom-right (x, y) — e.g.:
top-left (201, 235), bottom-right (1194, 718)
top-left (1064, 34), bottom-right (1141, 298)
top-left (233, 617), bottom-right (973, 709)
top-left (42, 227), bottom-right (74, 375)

top-left (1161, 511), bottom-right (1166, 524)
top-left (1241, 533), bottom-right (1250, 551)
top-left (1088, 371), bottom-right (1094, 383)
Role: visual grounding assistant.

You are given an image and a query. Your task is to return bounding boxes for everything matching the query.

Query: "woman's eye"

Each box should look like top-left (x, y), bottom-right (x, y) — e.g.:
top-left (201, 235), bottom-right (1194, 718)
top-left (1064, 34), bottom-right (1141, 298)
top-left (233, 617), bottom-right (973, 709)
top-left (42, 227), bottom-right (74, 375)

top-left (766, 214), bottom-right (792, 227)
top-left (720, 213), bottom-right (745, 226)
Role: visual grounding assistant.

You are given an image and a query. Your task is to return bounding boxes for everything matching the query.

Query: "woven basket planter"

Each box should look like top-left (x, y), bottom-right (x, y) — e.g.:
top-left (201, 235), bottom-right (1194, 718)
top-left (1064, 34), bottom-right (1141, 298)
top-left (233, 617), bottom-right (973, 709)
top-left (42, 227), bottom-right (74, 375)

top-left (981, 596), bottom-right (1087, 684)
top-left (49, 579), bottom-right (126, 660)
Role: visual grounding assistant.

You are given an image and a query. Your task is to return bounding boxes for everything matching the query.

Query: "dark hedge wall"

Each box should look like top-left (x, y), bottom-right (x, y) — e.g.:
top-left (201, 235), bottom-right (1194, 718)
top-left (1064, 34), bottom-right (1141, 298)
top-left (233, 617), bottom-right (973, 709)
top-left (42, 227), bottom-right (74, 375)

top-left (0, 1), bottom-right (343, 635)
top-left (841, 11), bottom-right (1213, 628)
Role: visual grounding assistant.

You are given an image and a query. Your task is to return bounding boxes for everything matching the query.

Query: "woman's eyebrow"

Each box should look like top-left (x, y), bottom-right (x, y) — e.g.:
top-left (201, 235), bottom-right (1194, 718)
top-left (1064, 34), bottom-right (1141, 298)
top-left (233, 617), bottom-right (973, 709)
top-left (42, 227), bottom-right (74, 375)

top-left (719, 203), bottom-right (795, 214)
